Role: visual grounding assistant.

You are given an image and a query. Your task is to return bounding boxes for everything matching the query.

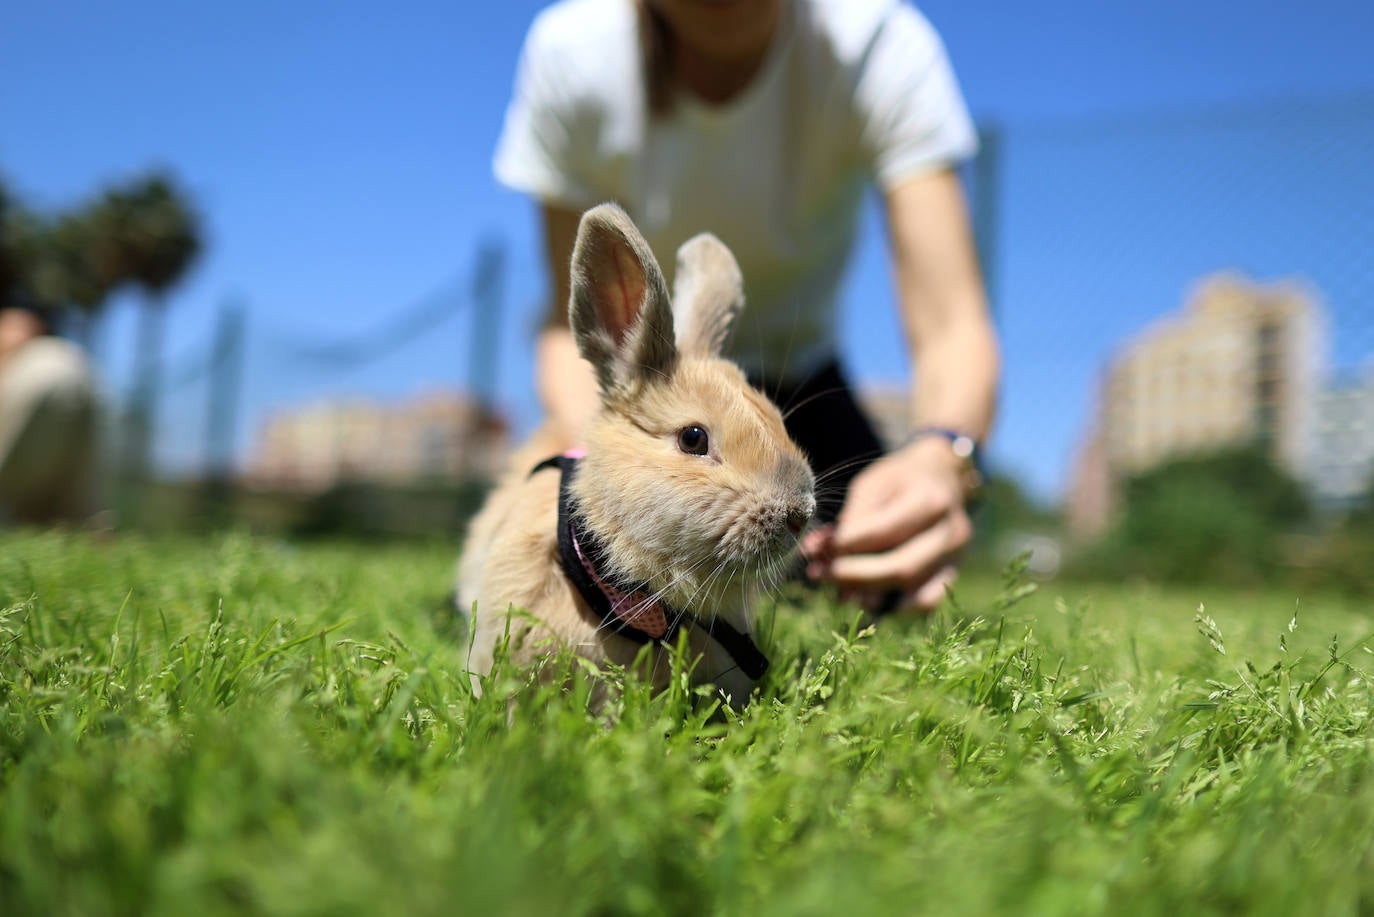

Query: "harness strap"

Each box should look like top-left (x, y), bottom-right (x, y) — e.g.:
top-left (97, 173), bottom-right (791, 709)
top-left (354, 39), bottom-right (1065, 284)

top-left (530, 454), bottom-right (770, 680)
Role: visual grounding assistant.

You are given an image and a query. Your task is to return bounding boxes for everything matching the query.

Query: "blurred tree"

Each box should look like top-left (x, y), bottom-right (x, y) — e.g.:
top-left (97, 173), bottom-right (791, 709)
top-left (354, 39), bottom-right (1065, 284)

top-left (966, 472), bottom-right (1063, 567)
top-left (978, 474), bottom-right (1060, 532)
top-left (1076, 445), bottom-right (1310, 585)
top-left (25, 213), bottom-right (112, 341)
top-left (1299, 469), bottom-right (1374, 596)
top-left (1350, 467), bottom-right (1374, 525)
top-left (1, 176), bottom-right (131, 341)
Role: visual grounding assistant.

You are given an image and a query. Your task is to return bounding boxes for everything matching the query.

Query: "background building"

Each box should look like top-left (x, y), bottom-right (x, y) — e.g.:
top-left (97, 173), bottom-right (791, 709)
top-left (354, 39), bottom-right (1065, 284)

top-left (1101, 273), bottom-right (1323, 477)
top-left (248, 391), bottom-right (509, 492)
top-left (1069, 273), bottom-right (1327, 537)
top-left (1310, 367), bottom-right (1374, 509)
top-left (1064, 428), bottom-right (1113, 540)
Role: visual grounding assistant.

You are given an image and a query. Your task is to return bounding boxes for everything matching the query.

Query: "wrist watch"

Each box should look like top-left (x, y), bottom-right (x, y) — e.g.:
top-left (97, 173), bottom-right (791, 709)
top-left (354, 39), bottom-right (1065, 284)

top-left (906, 427), bottom-right (985, 505)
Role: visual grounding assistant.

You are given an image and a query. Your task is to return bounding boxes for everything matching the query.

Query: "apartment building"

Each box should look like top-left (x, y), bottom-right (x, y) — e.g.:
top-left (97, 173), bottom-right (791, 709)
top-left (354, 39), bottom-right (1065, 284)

top-left (1068, 272), bottom-right (1325, 537)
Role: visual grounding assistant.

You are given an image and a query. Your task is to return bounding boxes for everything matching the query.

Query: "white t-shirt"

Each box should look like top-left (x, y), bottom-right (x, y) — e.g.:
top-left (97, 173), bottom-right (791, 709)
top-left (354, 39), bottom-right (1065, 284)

top-left (494, 0), bottom-right (977, 379)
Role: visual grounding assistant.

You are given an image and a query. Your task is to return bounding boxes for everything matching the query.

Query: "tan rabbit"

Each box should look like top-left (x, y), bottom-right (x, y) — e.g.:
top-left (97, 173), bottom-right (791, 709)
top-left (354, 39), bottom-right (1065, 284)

top-left (457, 203), bottom-right (816, 707)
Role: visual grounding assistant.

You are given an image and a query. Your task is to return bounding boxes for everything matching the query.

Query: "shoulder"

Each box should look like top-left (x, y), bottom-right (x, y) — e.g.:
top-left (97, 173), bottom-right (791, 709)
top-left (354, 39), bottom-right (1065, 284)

top-left (797, 0), bottom-right (943, 66)
top-left (497, 0), bottom-right (642, 205)
top-left (521, 0), bottom-right (639, 89)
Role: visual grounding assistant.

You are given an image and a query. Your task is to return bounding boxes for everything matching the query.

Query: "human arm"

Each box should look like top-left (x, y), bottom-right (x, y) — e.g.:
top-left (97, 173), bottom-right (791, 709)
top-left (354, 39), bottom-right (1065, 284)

top-left (495, 8), bottom-right (606, 444)
top-left (534, 204), bottom-right (602, 444)
top-left (805, 167), bottom-right (1000, 611)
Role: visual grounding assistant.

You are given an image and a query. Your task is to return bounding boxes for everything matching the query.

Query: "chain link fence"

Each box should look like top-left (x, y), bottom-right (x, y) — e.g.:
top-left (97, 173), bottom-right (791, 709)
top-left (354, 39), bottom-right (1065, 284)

top-left (130, 93), bottom-right (1374, 552)
top-left (982, 94), bottom-right (1371, 491)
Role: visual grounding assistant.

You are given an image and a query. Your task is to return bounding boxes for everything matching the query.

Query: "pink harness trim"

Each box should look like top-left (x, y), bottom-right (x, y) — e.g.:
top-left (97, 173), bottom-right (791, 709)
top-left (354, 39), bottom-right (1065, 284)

top-left (569, 520), bottom-right (669, 639)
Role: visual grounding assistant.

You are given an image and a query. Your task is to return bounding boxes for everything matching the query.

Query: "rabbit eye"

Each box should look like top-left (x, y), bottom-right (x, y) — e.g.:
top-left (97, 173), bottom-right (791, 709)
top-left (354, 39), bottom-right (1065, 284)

top-left (677, 425), bottom-right (710, 456)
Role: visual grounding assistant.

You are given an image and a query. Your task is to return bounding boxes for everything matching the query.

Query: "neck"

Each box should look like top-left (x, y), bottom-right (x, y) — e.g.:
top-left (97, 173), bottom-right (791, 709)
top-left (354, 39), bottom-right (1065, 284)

top-left (674, 42), bottom-right (772, 105)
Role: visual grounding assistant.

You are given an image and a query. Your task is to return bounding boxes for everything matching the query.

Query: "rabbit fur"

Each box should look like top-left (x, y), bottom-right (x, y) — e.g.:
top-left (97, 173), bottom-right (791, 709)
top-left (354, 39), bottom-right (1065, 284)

top-left (457, 203), bottom-right (816, 707)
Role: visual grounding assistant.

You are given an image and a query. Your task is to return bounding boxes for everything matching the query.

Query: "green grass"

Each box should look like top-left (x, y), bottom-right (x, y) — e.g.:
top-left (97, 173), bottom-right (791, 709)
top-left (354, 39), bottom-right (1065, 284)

top-left (2, 531), bottom-right (1372, 916)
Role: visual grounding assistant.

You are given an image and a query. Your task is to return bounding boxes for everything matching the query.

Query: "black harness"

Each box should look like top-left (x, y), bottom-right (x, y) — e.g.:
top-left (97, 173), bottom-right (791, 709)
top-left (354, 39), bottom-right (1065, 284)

top-left (530, 455), bottom-right (770, 681)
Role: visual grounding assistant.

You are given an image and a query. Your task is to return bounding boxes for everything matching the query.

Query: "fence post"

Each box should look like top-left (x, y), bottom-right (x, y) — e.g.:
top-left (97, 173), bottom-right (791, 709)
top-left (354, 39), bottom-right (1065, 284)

top-left (200, 298), bottom-right (246, 525)
top-left (468, 238), bottom-right (505, 409)
top-left (973, 121), bottom-right (1003, 316)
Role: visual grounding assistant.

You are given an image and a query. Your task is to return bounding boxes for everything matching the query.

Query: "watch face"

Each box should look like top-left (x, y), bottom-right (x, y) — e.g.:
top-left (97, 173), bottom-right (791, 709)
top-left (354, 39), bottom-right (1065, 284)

top-left (950, 434), bottom-right (977, 461)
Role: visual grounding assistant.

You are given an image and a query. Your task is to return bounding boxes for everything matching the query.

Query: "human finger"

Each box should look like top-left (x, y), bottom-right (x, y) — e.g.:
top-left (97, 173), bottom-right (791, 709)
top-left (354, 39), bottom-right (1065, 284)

top-left (800, 524), bottom-right (834, 561)
top-left (826, 522), bottom-right (953, 592)
top-left (912, 564), bottom-right (959, 611)
top-left (831, 480), bottom-right (949, 557)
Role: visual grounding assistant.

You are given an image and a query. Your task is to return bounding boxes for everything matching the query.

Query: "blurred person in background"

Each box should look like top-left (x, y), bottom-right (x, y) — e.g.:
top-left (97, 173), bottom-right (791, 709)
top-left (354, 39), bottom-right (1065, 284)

top-left (495, 0), bottom-right (999, 613)
top-left (0, 297), bottom-right (100, 526)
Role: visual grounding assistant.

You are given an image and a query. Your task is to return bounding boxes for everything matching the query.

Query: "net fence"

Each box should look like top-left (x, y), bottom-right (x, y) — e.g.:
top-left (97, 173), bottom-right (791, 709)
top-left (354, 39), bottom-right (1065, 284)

top-left (131, 93), bottom-right (1374, 545)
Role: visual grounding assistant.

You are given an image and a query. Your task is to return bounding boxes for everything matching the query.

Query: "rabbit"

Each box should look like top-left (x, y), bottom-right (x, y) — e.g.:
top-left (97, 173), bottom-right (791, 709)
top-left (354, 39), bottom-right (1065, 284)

top-left (457, 203), bottom-right (816, 708)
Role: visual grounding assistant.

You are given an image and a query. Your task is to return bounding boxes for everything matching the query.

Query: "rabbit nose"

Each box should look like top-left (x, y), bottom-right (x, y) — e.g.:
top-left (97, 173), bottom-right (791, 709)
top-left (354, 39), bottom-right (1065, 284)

top-left (786, 498), bottom-right (814, 535)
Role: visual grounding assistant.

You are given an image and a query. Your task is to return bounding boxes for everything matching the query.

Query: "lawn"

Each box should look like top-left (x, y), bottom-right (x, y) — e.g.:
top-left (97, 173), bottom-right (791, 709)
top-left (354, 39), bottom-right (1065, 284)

top-left (2, 530), bottom-right (1372, 916)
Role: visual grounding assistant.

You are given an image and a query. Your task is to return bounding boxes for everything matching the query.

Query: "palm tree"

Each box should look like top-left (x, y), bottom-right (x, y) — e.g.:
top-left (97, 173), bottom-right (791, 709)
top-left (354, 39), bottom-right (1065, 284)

top-left (2, 181), bottom-right (113, 341)
top-left (35, 214), bottom-right (112, 341)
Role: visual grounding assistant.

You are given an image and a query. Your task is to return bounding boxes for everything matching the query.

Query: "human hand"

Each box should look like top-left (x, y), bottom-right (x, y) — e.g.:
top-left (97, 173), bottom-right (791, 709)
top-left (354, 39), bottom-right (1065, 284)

top-left (801, 437), bottom-right (974, 613)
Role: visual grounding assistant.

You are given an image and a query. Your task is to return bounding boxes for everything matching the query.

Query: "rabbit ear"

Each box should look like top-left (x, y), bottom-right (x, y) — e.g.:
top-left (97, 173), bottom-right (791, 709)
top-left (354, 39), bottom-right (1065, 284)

top-left (672, 233), bottom-right (743, 359)
top-left (570, 203), bottom-right (677, 394)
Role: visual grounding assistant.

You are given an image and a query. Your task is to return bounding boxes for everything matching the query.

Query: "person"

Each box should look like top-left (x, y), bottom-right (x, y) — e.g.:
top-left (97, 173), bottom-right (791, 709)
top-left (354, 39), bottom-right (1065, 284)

top-left (0, 298), bottom-right (101, 526)
top-left (493, 0), bottom-right (1000, 613)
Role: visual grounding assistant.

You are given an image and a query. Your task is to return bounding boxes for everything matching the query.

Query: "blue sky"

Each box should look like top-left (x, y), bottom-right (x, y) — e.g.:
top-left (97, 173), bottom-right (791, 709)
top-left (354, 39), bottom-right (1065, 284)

top-left (3, 1), bottom-right (1372, 500)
